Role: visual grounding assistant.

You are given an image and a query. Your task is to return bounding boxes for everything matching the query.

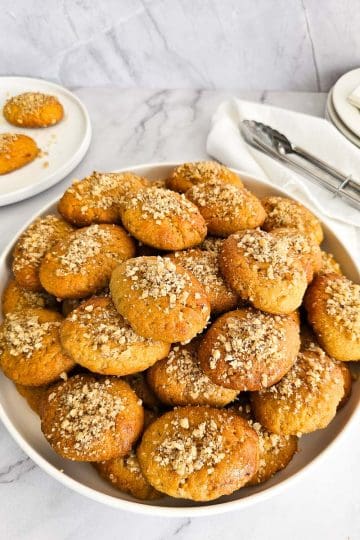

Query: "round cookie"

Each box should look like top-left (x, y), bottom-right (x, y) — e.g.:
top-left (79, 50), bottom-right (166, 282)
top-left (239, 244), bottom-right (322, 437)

top-left (2, 279), bottom-right (58, 315)
top-left (167, 249), bottom-right (238, 314)
top-left (0, 308), bottom-right (75, 386)
top-left (39, 224), bottom-right (135, 299)
top-left (219, 229), bottom-right (309, 314)
top-left (261, 196), bottom-right (323, 244)
top-left (41, 374), bottom-right (144, 461)
top-left (198, 308), bottom-right (300, 391)
top-left (12, 214), bottom-right (74, 292)
top-left (110, 256), bottom-right (210, 343)
top-left (167, 161), bottom-right (243, 193)
top-left (0, 133), bottom-right (39, 174)
top-left (15, 382), bottom-right (50, 415)
top-left (304, 273), bottom-right (360, 361)
top-left (94, 450), bottom-right (162, 500)
top-left (137, 406), bottom-right (259, 501)
top-left (186, 179), bottom-right (266, 237)
top-left (147, 343), bottom-right (238, 407)
top-left (3, 92), bottom-right (63, 127)
top-left (270, 228), bottom-right (322, 282)
top-left (60, 296), bottom-right (170, 376)
top-left (318, 250), bottom-right (343, 276)
top-left (120, 187), bottom-right (207, 250)
top-left (250, 347), bottom-right (345, 435)
top-left (58, 171), bottom-right (147, 227)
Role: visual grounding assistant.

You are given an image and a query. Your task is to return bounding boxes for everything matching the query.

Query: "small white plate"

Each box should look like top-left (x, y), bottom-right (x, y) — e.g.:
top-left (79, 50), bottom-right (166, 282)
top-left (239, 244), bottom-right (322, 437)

top-left (0, 162), bottom-right (359, 517)
top-left (326, 88), bottom-right (360, 148)
top-left (332, 68), bottom-right (360, 138)
top-left (0, 77), bottom-right (91, 206)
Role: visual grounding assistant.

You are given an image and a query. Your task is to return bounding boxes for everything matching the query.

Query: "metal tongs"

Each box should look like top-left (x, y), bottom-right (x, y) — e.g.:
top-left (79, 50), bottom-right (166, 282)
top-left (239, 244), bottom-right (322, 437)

top-left (240, 120), bottom-right (360, 210)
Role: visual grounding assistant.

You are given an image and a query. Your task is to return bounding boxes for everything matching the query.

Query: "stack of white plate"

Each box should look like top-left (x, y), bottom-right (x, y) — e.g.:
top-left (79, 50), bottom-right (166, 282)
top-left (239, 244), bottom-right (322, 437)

top-left (326, 68), bottom-right (360, 148)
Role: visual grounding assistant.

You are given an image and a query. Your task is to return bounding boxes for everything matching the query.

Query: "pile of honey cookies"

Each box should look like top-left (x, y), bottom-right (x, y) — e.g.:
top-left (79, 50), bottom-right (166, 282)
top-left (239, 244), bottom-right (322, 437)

top-left (1, 161), bottom-right (359, 503)
top-left (0, 92), bottom-right (63, 174)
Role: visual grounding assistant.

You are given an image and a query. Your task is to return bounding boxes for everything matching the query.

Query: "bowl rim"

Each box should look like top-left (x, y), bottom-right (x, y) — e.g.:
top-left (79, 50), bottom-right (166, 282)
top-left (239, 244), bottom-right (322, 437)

top-left (0, 161), bottom-right (359, 517)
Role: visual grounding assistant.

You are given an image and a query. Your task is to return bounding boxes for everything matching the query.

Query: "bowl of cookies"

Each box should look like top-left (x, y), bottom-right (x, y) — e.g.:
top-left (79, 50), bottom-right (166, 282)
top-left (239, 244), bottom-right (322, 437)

top-left (0, 161), bottom-right (359, 516)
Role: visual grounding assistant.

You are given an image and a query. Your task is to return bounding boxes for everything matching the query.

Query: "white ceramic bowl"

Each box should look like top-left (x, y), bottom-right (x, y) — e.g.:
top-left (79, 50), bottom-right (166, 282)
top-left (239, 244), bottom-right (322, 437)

top-left (0, 163), bottom-right (359, 517)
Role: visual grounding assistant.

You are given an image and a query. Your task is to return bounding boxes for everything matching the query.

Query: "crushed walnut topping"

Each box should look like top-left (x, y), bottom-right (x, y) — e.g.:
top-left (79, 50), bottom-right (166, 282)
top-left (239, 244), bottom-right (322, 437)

top-left (54, 225), bottom-right (115, 276)
top-left (164, 346), bottom-right (228, 399)
top-left (48, 377), bottom-right (125, 455)
top-left (5, 92), bottom-right (60, 122)
top-left (124, 450), bottom-right (142, 475)
top-left (2, 312), bottom-right (60, 358)
top-left (265, 348), bottom-right (340, 413)
top-left (199, 237), bottom-right (224, 255)
top-left (13, 215), bottom-right (68, 272)
top-left (187, 179), bottom-right (246, 219)
top-left (208, 311), bottom-right (285, 375)
top-left (172, 161), bottom-right (236, 185)
top-left (67, 171), bottom-right (144, 210)
top-left (171, 249), bottom-right (231, 297)
top-left (154, 417), bottom-right (226, 476)
top-left (235, 230), bottom-right (304, 279)
top-left (123, 257), bottom-right (198, 313)
top-left (263, 197), bottom-right (315, 231)
top-left (68, 299), bottom-right (160, 357)
top-left (325, 278), bottom-right (360, 340)
top-left (0, 133), bottom-right (19, 156)
top-left (124, 187), bottom-right (198, 224)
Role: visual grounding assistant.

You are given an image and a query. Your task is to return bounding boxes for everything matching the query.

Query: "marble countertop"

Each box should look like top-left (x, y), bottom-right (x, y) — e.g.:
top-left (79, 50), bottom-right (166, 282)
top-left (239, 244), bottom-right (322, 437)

top-left (1, 89), bottom-right (359, 540)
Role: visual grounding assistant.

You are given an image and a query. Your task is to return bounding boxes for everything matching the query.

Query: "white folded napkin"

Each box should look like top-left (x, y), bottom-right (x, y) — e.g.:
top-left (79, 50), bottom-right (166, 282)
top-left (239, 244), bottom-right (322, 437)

top-left (207, 99), bottom-right (360, 262)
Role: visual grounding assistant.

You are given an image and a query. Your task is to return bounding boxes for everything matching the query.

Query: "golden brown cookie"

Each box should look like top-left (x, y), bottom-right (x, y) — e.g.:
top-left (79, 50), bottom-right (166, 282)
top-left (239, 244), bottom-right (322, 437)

top-left (167, 161), bottom-right (243, 193)
top-left (318, 250), bottom-right (343, 276)
top-left (137, 406), bottom-right (259, 501)
top-left (186, 179), bottom-right (266, 237)
top-left (304, 273), bottom-right (360, 361)
top-left (39, 224), bottom-right (135, 299)
top-left (120, 187), bottom-right (207, 250)
top-left (261, 196), bottom-right (323, 244)
top-left (0, 308), bottom-right (75, 386)
top-left (60, 296), bottom-right (170, 376)
top-left (94, 450), bottom-right (163, 500)
top-left (41, 374), bottom-right (144, 461)
top-left (251, 347), bottom-right (345, 435)
top-left (3, 92), bottom-right (63, 127)
top-left (198, 308), bottom-right (300, 391)
top-left (167, 249), bottom-right (238, 314)
top-left (0, 133), bottom-right (39, 174)
top-left (2, 279), bottom-right (58, 315)
top-left (219, 229), bottom-right (309, 314)
top-left (147, 343), bottom-right (238, 407)
top-left (12, 215), bottom-right (74, 292)
top-left (110, 256), bottom-right (210, 343)
top-left (338, 362), bottom-right (352, 408)
top-left (58, 171), bottom-right (148, 227)
top-left (15, 382), bottom-right (50, 415)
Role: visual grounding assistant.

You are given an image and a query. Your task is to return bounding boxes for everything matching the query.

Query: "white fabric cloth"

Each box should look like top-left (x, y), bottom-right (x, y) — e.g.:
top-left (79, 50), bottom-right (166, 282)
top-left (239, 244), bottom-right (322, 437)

top-left (207, 99), bottom-right (360, 262)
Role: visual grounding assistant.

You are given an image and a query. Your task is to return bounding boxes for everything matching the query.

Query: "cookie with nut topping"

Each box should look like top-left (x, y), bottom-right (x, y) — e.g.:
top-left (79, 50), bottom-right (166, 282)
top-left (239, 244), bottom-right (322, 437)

top-left (0, 308), bottom-right (75, 386)
top-left (110, 256), bottom-right (210, 343)
top-left (60, 296), bottom-right (170, 376)
top-left (120, 187), bottom-right (207, 250)
top-left (198, 308), bottom-right (300, 391)
top-left (147, 342), bottom-right (238, 407)
top-left (2, 279), bottom-right (58, 315)
top-left (58, 171), bottom-right (148, 227)
top-left (39, 224), bottom-right (135, 299)
top-left (12, 215), bottom-right (74, 292)
top-left (41, 374), bottom-right (144, 461)
top-left (3, 92), bottom-right (63, 128)
top-left (186, 179), bottom-right (266, 237)
top-left (0, 133), bottom-right (39, 174)
top-left (166, 161), bottom-right (243, 193)
top-left (304, 273), bottom-right (360, 361)
top-left (137, 406), bottom-right (259, 501)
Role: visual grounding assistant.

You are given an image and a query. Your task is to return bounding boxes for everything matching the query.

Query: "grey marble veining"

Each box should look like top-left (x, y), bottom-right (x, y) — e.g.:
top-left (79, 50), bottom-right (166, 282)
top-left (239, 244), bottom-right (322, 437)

top-left (0, 88), bottom-right (359, 540)
top-left (0, 0), bottom-right (359, 91)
